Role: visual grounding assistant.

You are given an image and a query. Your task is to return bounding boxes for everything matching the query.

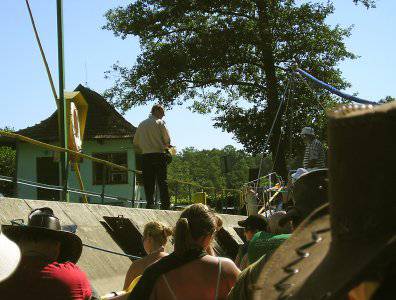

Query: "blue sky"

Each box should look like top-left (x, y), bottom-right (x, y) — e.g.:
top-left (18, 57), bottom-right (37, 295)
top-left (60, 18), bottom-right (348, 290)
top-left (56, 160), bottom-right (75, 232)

top-left (0, 0), bottom-right (394, 151)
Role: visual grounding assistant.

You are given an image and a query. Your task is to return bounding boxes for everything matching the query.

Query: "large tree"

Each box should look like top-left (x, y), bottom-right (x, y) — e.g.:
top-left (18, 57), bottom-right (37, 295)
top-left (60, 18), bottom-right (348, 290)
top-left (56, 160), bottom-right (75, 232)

top-left (104, 0), bottom-right (370, 178)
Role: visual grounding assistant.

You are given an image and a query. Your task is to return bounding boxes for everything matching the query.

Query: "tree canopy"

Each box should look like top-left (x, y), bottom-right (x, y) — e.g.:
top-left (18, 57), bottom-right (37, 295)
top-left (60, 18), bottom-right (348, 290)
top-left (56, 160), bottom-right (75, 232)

top-left (104, 0), bottom-right (372, 178)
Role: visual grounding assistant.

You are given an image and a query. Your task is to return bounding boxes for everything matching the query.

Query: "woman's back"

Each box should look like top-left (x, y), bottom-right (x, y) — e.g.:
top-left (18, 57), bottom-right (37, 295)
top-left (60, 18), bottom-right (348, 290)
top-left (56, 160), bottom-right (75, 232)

top-left (150, 255), bottom-right (239, 300)
top-left (124, 251), bottom-right (168, 290)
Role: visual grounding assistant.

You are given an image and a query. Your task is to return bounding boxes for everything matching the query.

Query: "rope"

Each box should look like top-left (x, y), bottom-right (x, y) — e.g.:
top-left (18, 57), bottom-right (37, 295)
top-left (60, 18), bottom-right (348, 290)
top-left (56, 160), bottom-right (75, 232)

top-left (82, 243), bottom-right (141, 260)
top-left (271, 76), bottom-right (294, 171)
top-left (256, 74), bottom-right (293, 184)
top-left (25, 0), bottom-right (58, 106)
top-left (295, 73), bottom-right (327, 111)
top-left (295, 68), bottom-right (378, 106)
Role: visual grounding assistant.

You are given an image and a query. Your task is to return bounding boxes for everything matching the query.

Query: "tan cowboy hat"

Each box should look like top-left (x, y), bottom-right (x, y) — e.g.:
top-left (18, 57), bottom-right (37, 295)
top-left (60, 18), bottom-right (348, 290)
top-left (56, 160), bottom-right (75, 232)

top-left (0, 232), bottom-right (21, 282)
top-left (2, 207), bottom-right (82, 263)
top-left (251, 102), bottom-right (396, 300)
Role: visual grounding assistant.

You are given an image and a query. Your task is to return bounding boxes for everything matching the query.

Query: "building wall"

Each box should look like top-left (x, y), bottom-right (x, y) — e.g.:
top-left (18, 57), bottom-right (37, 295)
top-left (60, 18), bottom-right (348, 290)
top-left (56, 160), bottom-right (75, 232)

top-left (16, 139), bottom-right (143, 206)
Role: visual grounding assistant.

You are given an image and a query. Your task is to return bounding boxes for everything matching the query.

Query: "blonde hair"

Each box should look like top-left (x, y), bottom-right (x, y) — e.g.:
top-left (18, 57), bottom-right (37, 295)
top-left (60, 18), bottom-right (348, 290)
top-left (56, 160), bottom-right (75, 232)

top-left (143, 221), bottom-right (173, 247)
top-left (174, 204), bottom-right (222, 256)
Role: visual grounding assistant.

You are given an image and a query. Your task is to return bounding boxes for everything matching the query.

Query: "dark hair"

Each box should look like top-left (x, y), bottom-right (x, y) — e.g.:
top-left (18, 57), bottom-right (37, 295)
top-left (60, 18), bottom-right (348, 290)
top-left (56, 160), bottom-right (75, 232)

top-left (174, 204), bottom-right (222, 256)
top-left (151, 104), bottom-right (164, 114)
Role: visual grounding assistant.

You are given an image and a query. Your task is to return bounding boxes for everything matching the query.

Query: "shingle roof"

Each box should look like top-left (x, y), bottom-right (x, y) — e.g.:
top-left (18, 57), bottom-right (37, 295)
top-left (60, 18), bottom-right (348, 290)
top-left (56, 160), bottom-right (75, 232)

top-left (17, 85), bottom-right (136, 141)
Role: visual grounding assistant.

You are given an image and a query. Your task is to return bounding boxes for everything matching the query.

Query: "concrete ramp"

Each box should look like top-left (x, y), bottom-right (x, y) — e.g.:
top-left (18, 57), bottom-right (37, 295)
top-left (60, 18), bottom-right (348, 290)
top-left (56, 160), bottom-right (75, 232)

top-left (0, 198), bottom-right (245, 295)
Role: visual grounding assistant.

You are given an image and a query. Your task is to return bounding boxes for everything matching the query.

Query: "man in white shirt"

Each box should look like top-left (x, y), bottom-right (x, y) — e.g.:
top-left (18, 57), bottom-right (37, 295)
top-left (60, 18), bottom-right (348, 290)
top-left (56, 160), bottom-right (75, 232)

top-left (133, 104), bottom-right (171, 209)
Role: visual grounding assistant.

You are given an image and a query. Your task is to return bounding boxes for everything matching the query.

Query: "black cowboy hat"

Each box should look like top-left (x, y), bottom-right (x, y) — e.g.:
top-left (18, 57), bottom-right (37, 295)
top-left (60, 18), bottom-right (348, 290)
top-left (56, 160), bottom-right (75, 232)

top-left (250, 102), bottom-right (396, 300)
top-left (2, 207), bottom-right (82, 263)
top-left (238, 214), bottom-right (268, 232)
top-left (279, 168), bottom-right (328, 227)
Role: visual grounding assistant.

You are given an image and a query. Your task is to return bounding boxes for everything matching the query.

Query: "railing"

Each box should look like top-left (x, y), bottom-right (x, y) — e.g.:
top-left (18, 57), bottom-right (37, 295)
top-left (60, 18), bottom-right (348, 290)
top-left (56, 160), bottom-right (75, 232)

top-left (0, 130), bottom-right (244, 211)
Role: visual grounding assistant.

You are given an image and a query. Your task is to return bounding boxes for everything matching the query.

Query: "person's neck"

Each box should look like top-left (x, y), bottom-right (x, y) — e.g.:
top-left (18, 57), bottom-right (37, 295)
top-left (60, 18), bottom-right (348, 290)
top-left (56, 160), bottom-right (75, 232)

top-left (148, 245), bottom-right (165, 255)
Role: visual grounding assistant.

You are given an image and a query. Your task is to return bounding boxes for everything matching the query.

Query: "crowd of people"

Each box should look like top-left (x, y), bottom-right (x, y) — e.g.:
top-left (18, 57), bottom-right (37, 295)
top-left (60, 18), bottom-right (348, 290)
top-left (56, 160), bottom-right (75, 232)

top-left (1, 102), bottom-right (395, 300)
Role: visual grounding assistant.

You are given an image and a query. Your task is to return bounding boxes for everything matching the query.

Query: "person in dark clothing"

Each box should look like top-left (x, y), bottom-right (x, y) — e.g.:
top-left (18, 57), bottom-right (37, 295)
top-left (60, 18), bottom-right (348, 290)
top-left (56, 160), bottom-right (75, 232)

top-left (133, 104), bottom-right (171, 209)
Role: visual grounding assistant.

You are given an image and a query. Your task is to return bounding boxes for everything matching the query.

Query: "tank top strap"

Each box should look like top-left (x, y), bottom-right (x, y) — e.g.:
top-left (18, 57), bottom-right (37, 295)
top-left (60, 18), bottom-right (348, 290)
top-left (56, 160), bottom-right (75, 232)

top-left (214, 257), bottom-right (222, 300)
top-left (162, 274), bottom-right (178, 300)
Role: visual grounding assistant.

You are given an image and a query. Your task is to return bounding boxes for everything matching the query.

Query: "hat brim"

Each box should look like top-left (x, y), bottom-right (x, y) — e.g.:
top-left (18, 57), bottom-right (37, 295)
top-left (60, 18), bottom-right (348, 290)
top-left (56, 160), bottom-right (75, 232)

top-left (278, 209), bottom-right (298, 227)
top-left (252, 203), bottom-right (395, 299)
top-left (2, 225), bottom-right (82, 264)
top-left (237, 220), bottom-right (247, 227)
top-left (0, 233), bottom-right (21, 282)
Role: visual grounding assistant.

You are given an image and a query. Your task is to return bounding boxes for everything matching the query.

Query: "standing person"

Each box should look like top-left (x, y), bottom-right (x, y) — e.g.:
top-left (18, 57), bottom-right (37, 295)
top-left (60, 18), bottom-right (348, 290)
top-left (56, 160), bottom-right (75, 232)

top-left (301, 126), bottom-right (325, 170)
top-left (0, 207), bottom-right (92, 300)
top-left (123, 221), bottom-right (172, 291)
top-left (133, 104), bottom-right (171, 209)
top-left (128, 203), bottom-right (240, 300)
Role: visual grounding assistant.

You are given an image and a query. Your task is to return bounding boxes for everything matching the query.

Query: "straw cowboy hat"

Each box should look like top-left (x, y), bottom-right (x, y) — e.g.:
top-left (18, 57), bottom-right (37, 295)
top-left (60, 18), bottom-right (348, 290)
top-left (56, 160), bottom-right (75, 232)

top-left (251, 102), bottom-right (396, 300)
top-left (0, 232), bottom-right (21, 282)
top-left (2, 207), bottom-right (82, 263)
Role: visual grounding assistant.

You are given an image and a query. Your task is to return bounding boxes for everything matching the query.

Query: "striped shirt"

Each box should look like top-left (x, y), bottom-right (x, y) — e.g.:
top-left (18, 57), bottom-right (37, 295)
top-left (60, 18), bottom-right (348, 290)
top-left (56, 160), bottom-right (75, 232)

top-left (303, 139), bottom-right (325, 170)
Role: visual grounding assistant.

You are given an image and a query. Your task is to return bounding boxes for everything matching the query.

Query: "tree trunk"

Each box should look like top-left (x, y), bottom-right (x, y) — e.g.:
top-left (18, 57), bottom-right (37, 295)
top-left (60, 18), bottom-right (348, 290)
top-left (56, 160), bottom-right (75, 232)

top-left (256, 1), bottom-right (288, 180)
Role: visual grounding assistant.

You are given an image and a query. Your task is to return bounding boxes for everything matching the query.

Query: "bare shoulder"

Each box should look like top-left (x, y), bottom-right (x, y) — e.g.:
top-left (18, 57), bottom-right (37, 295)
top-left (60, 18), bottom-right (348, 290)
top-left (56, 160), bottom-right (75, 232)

top-left (219, 257), bottom-right (240, 272)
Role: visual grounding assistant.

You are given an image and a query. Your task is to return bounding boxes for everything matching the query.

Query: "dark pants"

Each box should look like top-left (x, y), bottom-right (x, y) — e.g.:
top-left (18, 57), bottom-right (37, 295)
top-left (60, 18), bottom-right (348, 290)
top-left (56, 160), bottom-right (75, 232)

top-left (142, 153), bottom-right (170, 209)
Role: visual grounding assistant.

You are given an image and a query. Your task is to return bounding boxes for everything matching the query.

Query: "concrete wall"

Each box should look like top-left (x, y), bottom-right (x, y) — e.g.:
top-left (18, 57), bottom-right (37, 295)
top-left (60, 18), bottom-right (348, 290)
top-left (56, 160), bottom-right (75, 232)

top-left (16, 139), bottom-right (143, 205)
top-left (0, 198), bottom-right (245, 295)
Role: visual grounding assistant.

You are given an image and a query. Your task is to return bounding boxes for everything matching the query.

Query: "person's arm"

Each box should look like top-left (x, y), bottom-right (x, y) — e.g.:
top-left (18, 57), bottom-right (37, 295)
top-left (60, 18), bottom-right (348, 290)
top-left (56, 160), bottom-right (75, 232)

top-left (133, 129), bottom-right (141, 152)
top-left (159, 121), bottom-right (171, 148)
top-left (123, 263), bottom-right (140, 290)
top-left (222, 258), bottom-right (241, 293)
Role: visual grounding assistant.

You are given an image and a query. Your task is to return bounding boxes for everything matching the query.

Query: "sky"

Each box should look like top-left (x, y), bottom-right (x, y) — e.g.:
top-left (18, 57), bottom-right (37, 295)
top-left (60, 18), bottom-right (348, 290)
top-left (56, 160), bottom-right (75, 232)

top-left (0, 0), bottom-right (395, 151)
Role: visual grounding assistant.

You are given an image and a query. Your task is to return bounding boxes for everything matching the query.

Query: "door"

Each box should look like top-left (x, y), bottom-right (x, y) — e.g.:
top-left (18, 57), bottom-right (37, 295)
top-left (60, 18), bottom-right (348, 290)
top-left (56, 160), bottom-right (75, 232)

top-left (36, 157), bottom-right (60, 201)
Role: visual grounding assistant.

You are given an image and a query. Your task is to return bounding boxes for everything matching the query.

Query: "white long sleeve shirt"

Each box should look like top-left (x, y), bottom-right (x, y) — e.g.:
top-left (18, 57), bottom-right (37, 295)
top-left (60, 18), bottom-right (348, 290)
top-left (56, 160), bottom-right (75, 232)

top-left (133, 114), bottom-right (171, 154)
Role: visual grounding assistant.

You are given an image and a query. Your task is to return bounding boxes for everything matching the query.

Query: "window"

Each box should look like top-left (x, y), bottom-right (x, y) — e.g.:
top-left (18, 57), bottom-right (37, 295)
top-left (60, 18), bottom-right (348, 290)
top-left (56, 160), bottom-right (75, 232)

top-left (92, 152), bottom-right (128, 185)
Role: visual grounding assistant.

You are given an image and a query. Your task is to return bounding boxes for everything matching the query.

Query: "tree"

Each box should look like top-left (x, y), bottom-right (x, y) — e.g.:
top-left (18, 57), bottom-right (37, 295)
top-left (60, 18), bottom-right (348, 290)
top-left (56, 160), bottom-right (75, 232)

top-left (104, 0), bottom-right (369, 179)
top-left (0, 127), bottom-right (16, 196)
top-left (167, 145), bottom-right (266, 205)
top-left (353, 0), bottom-right (376, 8)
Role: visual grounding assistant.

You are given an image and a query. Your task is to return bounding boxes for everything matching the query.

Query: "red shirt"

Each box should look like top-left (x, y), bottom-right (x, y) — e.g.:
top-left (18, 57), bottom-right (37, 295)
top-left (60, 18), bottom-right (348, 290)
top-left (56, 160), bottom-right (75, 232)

top-left (0, 256), bottom-right (92, 300)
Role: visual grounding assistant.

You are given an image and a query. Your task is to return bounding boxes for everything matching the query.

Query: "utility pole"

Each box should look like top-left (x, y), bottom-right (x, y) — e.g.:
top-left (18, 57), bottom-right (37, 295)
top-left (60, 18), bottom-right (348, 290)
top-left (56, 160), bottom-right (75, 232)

top-left (57, 0), bottom-right (69, 201)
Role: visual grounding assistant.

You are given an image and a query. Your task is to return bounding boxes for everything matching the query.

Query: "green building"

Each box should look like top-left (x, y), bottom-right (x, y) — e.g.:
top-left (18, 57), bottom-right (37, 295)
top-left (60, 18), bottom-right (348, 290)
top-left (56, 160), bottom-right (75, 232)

top-left (13, 85), bottom-right (144, 206)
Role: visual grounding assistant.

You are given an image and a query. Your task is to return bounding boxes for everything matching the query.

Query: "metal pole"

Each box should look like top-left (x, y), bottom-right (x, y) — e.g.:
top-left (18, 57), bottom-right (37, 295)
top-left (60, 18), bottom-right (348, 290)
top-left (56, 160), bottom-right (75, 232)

top-left (57, 0), bottom-right (68, 201)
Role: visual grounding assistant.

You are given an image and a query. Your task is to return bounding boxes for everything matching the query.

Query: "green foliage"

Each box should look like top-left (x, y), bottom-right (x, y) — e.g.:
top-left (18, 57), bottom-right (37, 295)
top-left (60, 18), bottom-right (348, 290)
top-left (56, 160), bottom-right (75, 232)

top-left (0, 146), bottom-right (16, 196)
top-left (0, 127), bottom-right (16, 196)
top-left (104, 0), bottom-right (372, 177)
top-left (167, 145), bottom-right (270, 203)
